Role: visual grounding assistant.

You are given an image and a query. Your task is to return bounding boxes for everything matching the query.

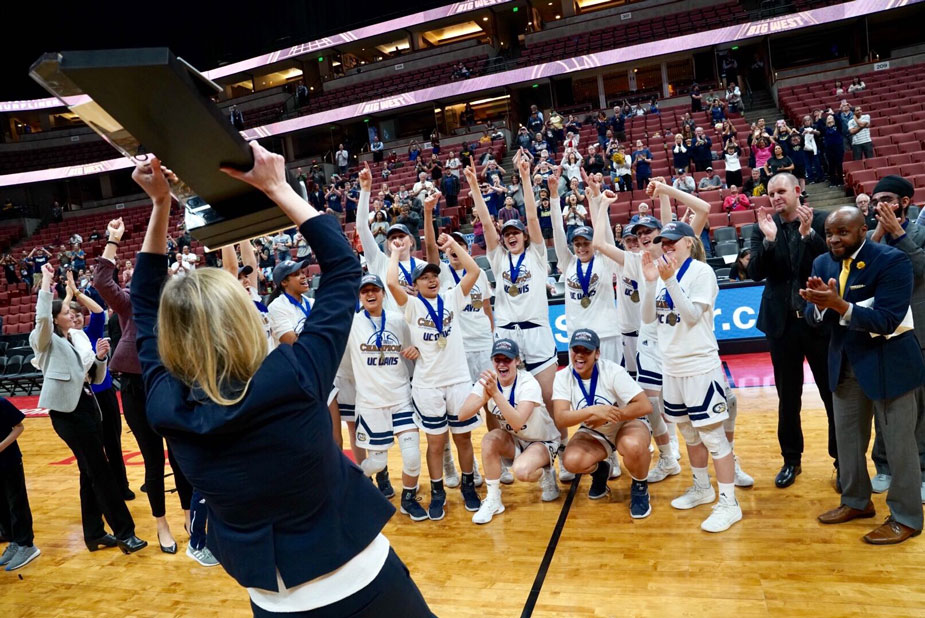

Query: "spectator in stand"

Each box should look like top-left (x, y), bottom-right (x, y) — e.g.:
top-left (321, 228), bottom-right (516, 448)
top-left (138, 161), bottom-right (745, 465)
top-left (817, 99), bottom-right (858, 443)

top-left (698, 167), bottom-right (724, 191)
top-left (784, 132), bottom-right (809, 195)
top-left (481, 181), bottom-right (503, 217)
top-left (671, 134), bottom-right (691, 174)
top-left (1, 253), bottom-right (19, 285)
top-left (345, 180), bottom-right (359, 224)
top-left (527, 108), bottom-right (544, 135)
top-left (612, 145), bottom-right (632, 192)
top-left (445, 150), bottom-right (461, 177)
top-left (854, 193), bottom-right (878, 229)
top-left (723, 141), bottom-right (743, 188)
top-left (325, 184), bottom-right (344, 218)
top-left (801, 115), bottom-right (822, 184)
top-left (848, 105), bottom-right (873, 160)
top-left (631, 140), bottom-right (653, 190)
top-left (515, 126), bottom-right (532, 150)
top-left (429, 130), bottom-right (441, 155)
top-left (752, 134), bottom-right (775, 180)
top-left (395, 205), bottom-right (421, 249)
top-left (272, 230), bottom-right (292, 262)
top-left (441, 169), bottom-right (460, 208)
top-left (565, 177), bottom-right (585, 206)
top-left (690, 127), bottom-right (713, 172)
top-left (52, 201), bottom-right (63, 223)
top-left (744, 168), bottom-right (766, 197)
top-left (729, 248), bottom-right (750, 281)
top-left (722, 55), bottom-right (740, 89)
top-left (229, 105), bottom-right (244, 131)
top-left (833, 80), bottom-right (845, 96)
top-left (610, 105), bottom-right (627, 142)
top-left (69, 232), bottom-right (83, 245)
top-left (710, 99), bottom-right (727, 124)
top-left (628, 202), bottom-right (651, 225)
top-left (723, 185), bottom-right (752, 212)
top-left (690, 83), bottom-right (703, 112)
top-left (370, 137), bottom-right (384, 163)
top-left (371, 210), bottom-right (389, 252)
top-left (565, 114), bottom-right (581, 135)
top-left (847, 76), bottom-right (866, 93)
top-left (462, 102), bottom-right (475, 127)
top-left (483, 160), bottom-right (505, 184)
top-left (537, 195), bottom-right (553, 240)
top-left (561, 150), bottom-right (583, 186)
top-left (593, 111), bottom-right (610, 149)
top-left (530, 133), bottom-right (548, 158)
top-left (508, 173), bottom-right (526, 217)
top-left (411, 172), bottom-right (432, 211)
top-left (332, 144), bottom-right (348, 176)
top-left (408, 140), bottom-right (421, 162)
top-left (497, 196), bottom-right (521, 224)
top-left (648, 97), bottom-right (660, 115)
top-left (562, 193), bottom-right (587, 244)
top-left (583, 145), bottom-right (606, 177)
top-left (725, 82), bottom-right (744, 114)
top-left (823, 114), bottom-right (845, 186)
top-left (673, 169), bottom-right (696, 194)
top-left (764, 144), bottom-right (794, 181)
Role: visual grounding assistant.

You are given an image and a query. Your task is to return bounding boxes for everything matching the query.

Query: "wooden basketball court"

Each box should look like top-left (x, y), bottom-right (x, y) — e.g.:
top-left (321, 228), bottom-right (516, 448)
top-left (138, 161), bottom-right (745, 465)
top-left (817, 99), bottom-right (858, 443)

top-left (2, 384), bottom-right (924, 617)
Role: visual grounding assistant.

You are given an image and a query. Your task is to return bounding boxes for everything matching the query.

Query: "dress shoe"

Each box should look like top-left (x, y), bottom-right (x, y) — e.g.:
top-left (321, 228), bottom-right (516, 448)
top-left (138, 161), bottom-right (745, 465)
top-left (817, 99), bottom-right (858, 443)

top-left (159, 542), bottom-right (178, 554)
top-left (818, 501), bottom-right (876, 524)
top-left (122, 488), bottom-right (136, 501)
top-left (774, 464), bottom-right (801, 488)
top-left (863, 517), bottom-right (922, 545)
top-left (85, 534), bottom-right (119, 552)
top-left (117, 536), bottom-right (148, 554)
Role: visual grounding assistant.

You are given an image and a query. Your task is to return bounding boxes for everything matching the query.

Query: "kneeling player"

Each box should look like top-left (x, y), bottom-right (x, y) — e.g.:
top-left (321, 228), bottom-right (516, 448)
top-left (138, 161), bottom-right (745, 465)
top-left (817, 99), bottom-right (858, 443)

top-left (554, 329), bottom-right (654, 518)
top-left (458, 339), bottom-right (561, 524)
top-left (348, 274), bottom-right (426, 520)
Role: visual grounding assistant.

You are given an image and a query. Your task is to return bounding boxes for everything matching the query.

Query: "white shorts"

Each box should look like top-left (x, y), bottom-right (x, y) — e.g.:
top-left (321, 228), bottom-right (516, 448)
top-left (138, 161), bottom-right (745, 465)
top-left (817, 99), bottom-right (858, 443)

top-left (495, 323), bottom-right (557, 375)
top-left (412, 382), bottom-right (482, 435)
top-left (662, 365), bottom-right (730, 428)
top-left (465, 349), bottom-right (491, 384)
top-left (501, 435), bottom-right (560, 469)
top-left (333, 375), bottom-right (357, 421)
top-left (621, 333), bottom-right (638, 377)
top-left (577, 417), bottom-right (650, 455)
top-left (635, 337), bottom-right (662, 392)
top-left (598, 334), bottom-right (623, 365)
top-left (355, 401), bottom-right (418, 451)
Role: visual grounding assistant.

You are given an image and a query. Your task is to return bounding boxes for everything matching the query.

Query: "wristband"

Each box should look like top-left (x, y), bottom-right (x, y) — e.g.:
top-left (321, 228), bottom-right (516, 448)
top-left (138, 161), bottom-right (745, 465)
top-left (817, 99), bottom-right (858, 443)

top-left (107, 240), bottom-right (120, 246)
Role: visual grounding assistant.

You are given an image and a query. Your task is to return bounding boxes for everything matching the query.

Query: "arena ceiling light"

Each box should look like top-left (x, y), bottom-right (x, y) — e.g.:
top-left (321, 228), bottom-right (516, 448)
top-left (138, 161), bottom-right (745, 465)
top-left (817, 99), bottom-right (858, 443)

top-left (468, 94), bottom-right (511, 105)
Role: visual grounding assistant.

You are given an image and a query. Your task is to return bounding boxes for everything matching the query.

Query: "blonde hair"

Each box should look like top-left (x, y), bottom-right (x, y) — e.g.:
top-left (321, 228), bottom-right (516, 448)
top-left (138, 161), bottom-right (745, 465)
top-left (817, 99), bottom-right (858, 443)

top-left (689, 236), bottom-right (706, 262)
top-left (157, 268), bottom-right (267, 406)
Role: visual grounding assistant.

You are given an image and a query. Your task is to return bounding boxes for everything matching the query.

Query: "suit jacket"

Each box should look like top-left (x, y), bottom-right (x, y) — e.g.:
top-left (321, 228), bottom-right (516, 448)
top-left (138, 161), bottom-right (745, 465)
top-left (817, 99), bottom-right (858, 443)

top-left (29, 290), bottom-right (107, 412)
top-left (806, 241), bottom-right (925, 400)
top-left (867, 222), bottom-right (925, 351)
top-left (748, 209), bottom-right (829, 338)
top-left (93, 257), bottom-right (141, 374)
top-left (131, 215), bottom-right (393, 591)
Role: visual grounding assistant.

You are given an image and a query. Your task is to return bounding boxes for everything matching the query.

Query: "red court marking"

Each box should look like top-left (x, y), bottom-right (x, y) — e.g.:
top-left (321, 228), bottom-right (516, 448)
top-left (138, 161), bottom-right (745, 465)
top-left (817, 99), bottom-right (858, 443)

top-left (720, 352), bottom-right (816, 389)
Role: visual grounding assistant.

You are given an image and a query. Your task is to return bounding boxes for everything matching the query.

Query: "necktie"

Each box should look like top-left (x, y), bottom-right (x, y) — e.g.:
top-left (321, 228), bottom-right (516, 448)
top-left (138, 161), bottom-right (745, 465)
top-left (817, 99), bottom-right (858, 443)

top-left (839, 257), bottom-right (852, 297)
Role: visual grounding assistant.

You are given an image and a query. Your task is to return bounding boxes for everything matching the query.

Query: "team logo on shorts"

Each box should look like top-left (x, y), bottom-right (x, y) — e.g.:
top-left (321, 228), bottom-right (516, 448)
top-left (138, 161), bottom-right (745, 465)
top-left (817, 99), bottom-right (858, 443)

top-left (713, 402), bottom-right (727, 414)
top-left (356, 431), bottom-right (367, 442)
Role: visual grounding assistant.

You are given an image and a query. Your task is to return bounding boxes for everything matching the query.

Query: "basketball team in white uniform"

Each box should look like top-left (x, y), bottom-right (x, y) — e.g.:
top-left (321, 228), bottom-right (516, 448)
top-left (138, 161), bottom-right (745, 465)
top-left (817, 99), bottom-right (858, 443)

top-left (236, 153), bottom-right (752, 533)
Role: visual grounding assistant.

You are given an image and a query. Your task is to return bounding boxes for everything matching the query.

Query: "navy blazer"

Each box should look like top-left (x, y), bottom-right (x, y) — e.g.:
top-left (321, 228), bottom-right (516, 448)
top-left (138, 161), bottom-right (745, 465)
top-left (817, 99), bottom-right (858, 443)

top-left (131, 215), bottom-right (393, 591)
top-left (805, 241), bottom-right (925, 401)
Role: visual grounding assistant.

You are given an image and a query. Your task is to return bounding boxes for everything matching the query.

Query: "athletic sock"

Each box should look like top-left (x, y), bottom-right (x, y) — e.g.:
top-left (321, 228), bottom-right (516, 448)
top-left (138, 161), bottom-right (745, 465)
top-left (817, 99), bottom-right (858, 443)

top-left (692, 466), bottom-right (711, 489)
top-left (432, 479), bottom-right (444, 493)
top-left (657, 443), bottom-right (672, 458)
top-left (728, 440), bottom-right (735, 453)
top-left (461, 472), bottom-right (474, 485)
top-left (486, 479), bottom-right (501, 500)
top-left (718, 482), bottom-right (736, 503)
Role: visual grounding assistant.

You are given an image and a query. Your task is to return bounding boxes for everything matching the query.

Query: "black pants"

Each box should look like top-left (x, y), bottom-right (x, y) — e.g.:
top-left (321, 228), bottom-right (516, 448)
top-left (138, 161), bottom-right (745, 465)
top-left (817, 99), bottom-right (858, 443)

top-left (49, 392), bottom-right (135, 540)
top-left (825, 146), bottom-right (844, 185)
top-left (0, 460), bottom-right (34, 546)
top-left (767, 313), bottom-right (837, 467)
top-left (95, 386), bottom-right (129, 493)
top-left (725, 169), bottom-right (743, 189)
top-left (120, 373), bottom-right (192, 517)
top-left (250, 548), bottom-right (433, 617)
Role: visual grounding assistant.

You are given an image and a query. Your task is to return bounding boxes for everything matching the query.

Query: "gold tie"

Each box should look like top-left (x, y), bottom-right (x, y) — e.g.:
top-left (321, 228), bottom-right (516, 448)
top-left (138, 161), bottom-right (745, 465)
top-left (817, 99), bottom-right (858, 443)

top-left (839, 257), bottom-right (852, 297)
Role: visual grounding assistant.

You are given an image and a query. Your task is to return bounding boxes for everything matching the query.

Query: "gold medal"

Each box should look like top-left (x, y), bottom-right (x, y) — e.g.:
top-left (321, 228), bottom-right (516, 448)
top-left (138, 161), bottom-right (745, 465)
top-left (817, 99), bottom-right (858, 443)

top-left (472, 300), bottom-right (483, 310)
top-left (508, 286), bottom-right (520, 298)
top-left (580, 297), bottom-right (591, 308)
top-left (630, 290), bottom-right (640, 303)
top-left (666, 312), bottom-right (678, 326)
top-left (436, 336), bottom-right (448, 349)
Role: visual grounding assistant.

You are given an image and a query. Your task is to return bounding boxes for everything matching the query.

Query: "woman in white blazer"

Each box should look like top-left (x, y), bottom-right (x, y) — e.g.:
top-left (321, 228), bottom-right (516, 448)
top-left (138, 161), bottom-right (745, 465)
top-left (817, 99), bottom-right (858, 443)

top-left (29, 263), bottom-right (145, 554)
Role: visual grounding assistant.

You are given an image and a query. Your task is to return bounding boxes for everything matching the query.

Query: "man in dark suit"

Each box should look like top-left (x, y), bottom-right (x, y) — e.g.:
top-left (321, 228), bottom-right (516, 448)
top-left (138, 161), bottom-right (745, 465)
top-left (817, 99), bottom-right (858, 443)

top-left (803, 206), bottom-right (924, 544)
top-left (748, 172), bottom-right (837, 488)
top-left (866, 176), bottom-right (925, 500)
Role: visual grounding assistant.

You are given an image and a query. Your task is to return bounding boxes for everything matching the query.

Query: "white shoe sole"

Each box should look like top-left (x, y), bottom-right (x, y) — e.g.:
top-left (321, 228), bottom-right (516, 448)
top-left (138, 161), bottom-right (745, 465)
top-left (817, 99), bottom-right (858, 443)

top-left (647, 463), bottom-right (682, 483)
top-left (735, 476), bottom-right (755, 488)
top-left (399, 507), bottom-right (429, 522)
top-left (472, 503), bottom-right (505, 525)
top-left (500, 471), bottom-right (514, 484)
top-left (588, 488), bottom-right (611, 500)
top-left (444, 475), bottom-right (460, 489)
top-left (185, 546), bottom-right (219, 567)
top-left (701, 509), bottom-right (743, 533)
top-left (5, 548), bottom-right (40, 571)
top-left (541, 489), bottom-right (560, 502)
top-left (630, 504), bottom-right (652, 519)
top-left (671, 489), bottom-right (716, 510)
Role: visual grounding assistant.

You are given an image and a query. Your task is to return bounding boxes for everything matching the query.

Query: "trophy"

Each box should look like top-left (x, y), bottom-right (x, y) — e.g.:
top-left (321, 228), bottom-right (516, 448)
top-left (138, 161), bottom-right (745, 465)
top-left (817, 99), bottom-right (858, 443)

top-left (29, 48), bottom-right (295, 249)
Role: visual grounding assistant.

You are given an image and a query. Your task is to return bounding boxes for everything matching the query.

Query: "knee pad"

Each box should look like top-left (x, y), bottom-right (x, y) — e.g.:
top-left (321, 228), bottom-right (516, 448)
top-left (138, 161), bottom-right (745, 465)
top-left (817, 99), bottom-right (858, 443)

top-left (723, 392), bottom-right (737, 433)
top-left (677, 421), bottom-right (702, 447)
top-left (647, 396), bottom-right (668, 437)
top-left (698, 424), bottom-right (732, 459)
top-left (359, 449), bottom-right (388, 476)
top-left (399, 431), bottom-right (422, 478)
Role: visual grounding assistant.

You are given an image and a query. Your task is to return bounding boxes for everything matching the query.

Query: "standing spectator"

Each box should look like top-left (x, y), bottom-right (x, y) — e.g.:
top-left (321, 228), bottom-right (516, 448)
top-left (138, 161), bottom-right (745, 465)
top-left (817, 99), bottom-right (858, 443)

top-left (411, 172), bottom-right (433, 210)
top-left (671, 134), bottom-right (691, 174)
top-left (272, 230), bottom-right (292, 262)
top-left (593, 111), bottom-right (609, 149)
top-left (1, 253), bottom-right (19, 285)
top-left (445, 150), bottom-right (461, 177)
top-left (847, 76), bottom-right (866, 93)
top-left (335, 144), bottom-right (349, 175)
top-left (725, 82), bottom-right (743, 113)
top-left (764, 144), bottom-right (794, 180)
top-left (441, 170), bottom-right (460, 208)
top-left (370, 211), bottom-right (389, 252)
top-left (723, 141), bottom-right (743, 188)
top-left (722, 55), bottom-right (740, 89)
top-left (785, 132), bottom-right (809, 194)
top-left (710, 99), bottom-right (727, 124)
top-left (848, 106), bottom-right (874, 160)
top-left (395, 205), bottom-right (421, 249)
top-left (801, 115), bottom-right (822, 184)
top-left (0, 397), bottom-right (38, 571)
top-left (823, 114), bottom-right (845, 186)
top-left (51, 201), bottom-right (63, 222)
top-left (690, 83), bottom-right (703, 112)
top-left (609, 105), bottom-right (627, 142)
top-left (497, 196), bottom-right (521, 224)
top-left (631, 140), bottom-right (653, 190)
top-left (325, 185), bottom-right (344, 219)
top-left (508, 173), bottom-right (526, 217)
top-left (429, 130), bottom-right (441, 155)
top-left (515, 126), bottom-right (532, 150)
top-left (612, 145), bottom-right (632, 192)
top-left (748, 172), bottom-right (837, 489)
top-left (698, 167), bottom-right (724, 191)
top-left (691, 127), bottom-right (713, 172)
top-left (229, 105), bottom-right (244, 131)
top-left (370, 138), bottom-right (384, 163)
top-left (408, 140), bottom-right (421, 162)
top-left (583, 145), bottom-right (605, 177)
top-left (562, 193), bottom-right (587, 243)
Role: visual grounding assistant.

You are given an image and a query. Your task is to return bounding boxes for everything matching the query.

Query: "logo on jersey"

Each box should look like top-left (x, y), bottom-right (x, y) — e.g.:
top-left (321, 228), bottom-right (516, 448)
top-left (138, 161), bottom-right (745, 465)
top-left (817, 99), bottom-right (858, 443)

top-left (360, 330), bottom-right (403, 366)
top-left (654, 289), bottom-right (680, 326)
top-left (416, 307), bottom-right (456, 339)
top-left (464, 283), bottom-right (485, 312)
top-left (621, 277), bottom-right (640, 302)
top-left (566, 271), bottom-right (600, 303)
top-left (489, 405), bottom-right (528, 434)
top-left (501, 266), bottom-right (532, 296)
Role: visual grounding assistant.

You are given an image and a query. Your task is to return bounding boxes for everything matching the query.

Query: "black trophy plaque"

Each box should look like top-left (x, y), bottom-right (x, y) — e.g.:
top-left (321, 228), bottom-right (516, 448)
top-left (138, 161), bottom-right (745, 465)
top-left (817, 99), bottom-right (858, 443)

top-left (30, 48), bottom-right (294, 248)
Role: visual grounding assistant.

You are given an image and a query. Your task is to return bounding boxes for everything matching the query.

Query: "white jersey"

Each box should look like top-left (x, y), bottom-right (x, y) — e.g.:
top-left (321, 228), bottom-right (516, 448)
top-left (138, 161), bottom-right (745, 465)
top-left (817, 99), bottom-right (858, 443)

top-left (488, 241), bottom-right (549, 327)
top-left (553, 359), bottom-right (643, 415)
top-left (347, 309), bottom-right (412, 409)
top-left (561, 253), bottom-right (620, 338)
top-left (471, 369), bottom-right (559, 443)
top-left (622, 251), bottom-right (658, 342)
top-left (652, 258), bottom-right (721, 377)
top-left (248, 286), bottom-right (276, 354)
top-left (438, 265), bottom-right (493, 352)
top-left (403, 285), bottom-right (471, 388)
top-left (266, 292), bottom-right (315, 346)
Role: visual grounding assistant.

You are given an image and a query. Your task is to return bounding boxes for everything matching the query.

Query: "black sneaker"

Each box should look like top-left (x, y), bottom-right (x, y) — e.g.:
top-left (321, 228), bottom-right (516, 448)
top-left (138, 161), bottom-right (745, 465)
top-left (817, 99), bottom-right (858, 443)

top-left (630, 480), bottom-right (652, 519)
top-left (460, 479), bottom-right (481, 512)
top-left (375, 469), bottom-right (395, 499)
top-left (428, 488), bottom-right (447, 521)
top-left (589, 460), bottom-right (611, 500)
top-left (399, 488), bottom-right (428, 522)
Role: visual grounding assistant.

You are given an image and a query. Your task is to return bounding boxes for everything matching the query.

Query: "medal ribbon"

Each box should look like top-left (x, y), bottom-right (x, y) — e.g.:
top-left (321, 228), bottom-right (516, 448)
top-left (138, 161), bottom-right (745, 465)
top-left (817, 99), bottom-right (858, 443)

top-left (508, 251), bottom-right (526, 291)
top-left (572, 365), bottom-right (599, 408)
top-left (284, 293), bottom-right (311, 319)
top-left (663, 257), bottom-right (693, 310)
top-left (397, 256), bottom-right (417, 287)
top-left (364, 309), bottom-right (386, 349)
top-left (418, 295), bottom-right (445, 339)
top-left (450, 267), bottom-right (466, 285)
top-left (576, 256), bottom-right (594, 301)
top-left (497, 375), bottom-right (517, 408)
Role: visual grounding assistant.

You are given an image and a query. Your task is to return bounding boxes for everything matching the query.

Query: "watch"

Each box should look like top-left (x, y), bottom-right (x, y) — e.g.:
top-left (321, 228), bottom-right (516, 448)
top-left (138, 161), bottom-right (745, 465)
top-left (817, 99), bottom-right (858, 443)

top-left (801, 228), bottom-right (815, 241)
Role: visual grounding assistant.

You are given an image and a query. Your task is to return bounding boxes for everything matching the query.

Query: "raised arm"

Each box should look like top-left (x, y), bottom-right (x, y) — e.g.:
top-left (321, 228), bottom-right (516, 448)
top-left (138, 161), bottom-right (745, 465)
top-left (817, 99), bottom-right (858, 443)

top-left (386, 239), bottom-right (410, 308)
top-left (518, 151), bottom-right (544, 245)
top-left (547, 166), bottom-right (574, 270)
top-left (640, 252), bottom-right (659, 324)
top-left (29, 264), bottom-right (56, 355)
top-left (68, 271), bottom-right (103, 314)
top-left (353, 163), bottom-right (383, 268)
top-left (438, 234), bottom-right (480, 296)
top-left (652, 180), bottom-right (709, 235)
top-left (221, 245), bottom-right (238, 277)
top-left (592, 194), bottom-right (626, 266)
top-left (239, 240), bottom-right (259, 290)
top-left (422, 190), bottom-right (442, 265)
top-left (464, 164), bottom-right (500, 251)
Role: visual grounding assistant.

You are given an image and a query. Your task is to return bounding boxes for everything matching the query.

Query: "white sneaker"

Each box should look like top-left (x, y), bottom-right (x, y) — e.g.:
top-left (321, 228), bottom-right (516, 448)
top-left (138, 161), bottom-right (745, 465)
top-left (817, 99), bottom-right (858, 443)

top-left (700, 498), bottom-right (743, 533)
top-left (608, 452), bottom-right (622, 479)
top-left (871, 473), bottom-right (891, 494)
top-left (473, 458), bottom-right (483, 487)
top-left (647, 456), bottom-right (682, 483)
top-left (558, 459), bottom-right (575, 482)
top-left (472, 494), bottom-right (505, 524)
top-left (668, 429), bottom-right (681, 460)
top-left (670, 484), bottom-right (716, 510)
top-left (734, 455), bottom-right (754, 487)
top-left (540, 467), bottom-right (560, 502)
top-left (443, 446), bottom-right (460, 488)
top-left (500, 464), bottom-right (514, 485)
